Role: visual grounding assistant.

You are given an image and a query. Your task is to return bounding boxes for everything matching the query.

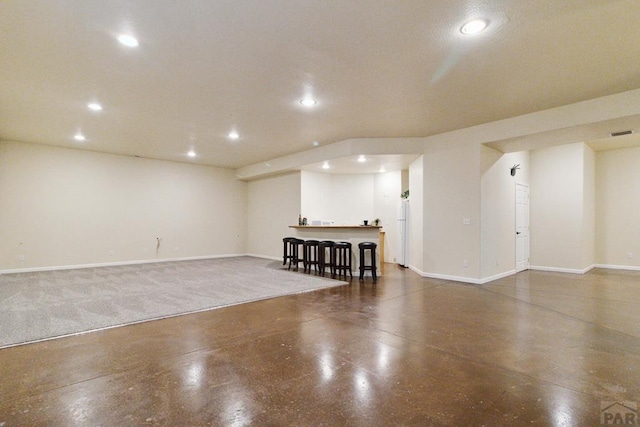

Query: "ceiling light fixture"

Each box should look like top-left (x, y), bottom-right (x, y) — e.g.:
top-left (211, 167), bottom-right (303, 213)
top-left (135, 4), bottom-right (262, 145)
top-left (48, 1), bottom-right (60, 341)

top-left (312, 141), bottom-right (320, 147)
top-left (379, 167), bottom-right (386, 173)
top-left (187, 150), bottom-right (196, 158)
top-left (460, 19), bottom-right (488, 35)
top-left (322, 161), bottom-right (330, 170)
top-left (74, 133), bottom-right (86, 142)
top-left (300, 98), bottom-right (317, 107)
top-left (118, 34), bottom-right (139, 47)
top-left (228, 131), bottom-right (239, 140)
top-left (357, 155), bottom-right (366, 163)
top-left (87, 102), bottom-right (102, 111)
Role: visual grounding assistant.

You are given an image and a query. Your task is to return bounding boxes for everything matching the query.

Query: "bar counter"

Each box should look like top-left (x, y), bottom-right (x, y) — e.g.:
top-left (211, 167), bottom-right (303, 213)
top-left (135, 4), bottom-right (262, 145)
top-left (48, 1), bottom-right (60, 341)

top-left (289, 225), bottom-right (383, 277)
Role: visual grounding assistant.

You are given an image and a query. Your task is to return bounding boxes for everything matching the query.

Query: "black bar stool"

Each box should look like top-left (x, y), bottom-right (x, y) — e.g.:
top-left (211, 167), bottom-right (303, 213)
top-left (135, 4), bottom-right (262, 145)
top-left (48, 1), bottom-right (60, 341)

top-left (282, 237), bottom-right (295, 266)
top-left (358, 242), bottom-right (377, 281)
top-left (303, 240), bottom-right (320, 274)
top-left (287, 238), bottom-right (304, 271)
top-left (333, 241), bottom-right (353, 279)
top-left (318, 240), bottom-right (335, 277)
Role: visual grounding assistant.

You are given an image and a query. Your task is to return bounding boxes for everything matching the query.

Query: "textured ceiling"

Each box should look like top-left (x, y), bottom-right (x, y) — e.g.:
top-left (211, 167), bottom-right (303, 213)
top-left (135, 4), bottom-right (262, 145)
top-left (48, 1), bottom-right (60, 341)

top-left (1, 0), bottom-right (640, 169)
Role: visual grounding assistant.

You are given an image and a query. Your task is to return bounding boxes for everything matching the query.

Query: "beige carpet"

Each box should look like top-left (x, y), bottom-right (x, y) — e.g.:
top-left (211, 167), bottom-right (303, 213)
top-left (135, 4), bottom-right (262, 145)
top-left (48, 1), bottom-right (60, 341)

top-left (0, 256), bottom-right (346, 349)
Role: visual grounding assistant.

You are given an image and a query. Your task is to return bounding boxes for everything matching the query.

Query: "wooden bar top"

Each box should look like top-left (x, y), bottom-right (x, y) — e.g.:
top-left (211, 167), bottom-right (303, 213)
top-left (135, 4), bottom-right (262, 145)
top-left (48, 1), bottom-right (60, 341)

top-left (289, 225), bottom-right (382, 229)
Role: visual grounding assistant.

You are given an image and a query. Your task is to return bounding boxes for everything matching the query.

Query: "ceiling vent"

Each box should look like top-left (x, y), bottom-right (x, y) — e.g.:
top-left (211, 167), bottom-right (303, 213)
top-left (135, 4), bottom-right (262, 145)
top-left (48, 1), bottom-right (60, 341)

top-left (610, 130), bottom-right (635, 137)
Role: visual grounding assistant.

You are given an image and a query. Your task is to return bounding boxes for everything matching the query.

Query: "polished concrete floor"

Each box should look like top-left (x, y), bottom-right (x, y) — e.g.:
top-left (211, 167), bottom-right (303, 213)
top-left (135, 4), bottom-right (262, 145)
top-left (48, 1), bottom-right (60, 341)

top-left (1, 265), bottom-right (640, 426)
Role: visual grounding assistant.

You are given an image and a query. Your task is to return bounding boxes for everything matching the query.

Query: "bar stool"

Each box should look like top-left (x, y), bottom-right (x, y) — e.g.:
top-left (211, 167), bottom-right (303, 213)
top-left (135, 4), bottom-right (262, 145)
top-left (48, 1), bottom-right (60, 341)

top-left (333, 241), bottom-right (353, 279)
top-left (282, 237), bottom-right (295, 266)
top-left (303, 240), bottom-right (320, 274)
top-left (358, 242), bottom-right (377, 281)
top-left (318, 240), bottom-right (335, 277)
top-left (287, 238), bottom-right (304, 271)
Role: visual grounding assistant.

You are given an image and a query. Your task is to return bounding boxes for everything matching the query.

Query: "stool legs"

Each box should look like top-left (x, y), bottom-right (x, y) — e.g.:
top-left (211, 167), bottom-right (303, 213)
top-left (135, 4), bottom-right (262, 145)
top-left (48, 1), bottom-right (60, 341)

top-left (318, 242), bottom-right (335, 277)
top-left (288, 239), bottom-right (303, 271)
top-left (283, 239), bottom-right (288, 265)
top-left (303, 241), bottom-right (320, 274)
top-left (358, 242), bottom-right (377, 281)
top-left (333, 243), bottom-right (353, 279)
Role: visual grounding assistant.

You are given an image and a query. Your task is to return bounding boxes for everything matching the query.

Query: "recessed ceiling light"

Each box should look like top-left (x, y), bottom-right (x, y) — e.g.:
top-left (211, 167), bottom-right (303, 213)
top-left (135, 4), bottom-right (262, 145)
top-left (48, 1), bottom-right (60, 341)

top-left (187, 150), bottom-right (196, 158)
top-left (87, 102), bottom-right (102, 111)
top-left (228, 131), bottom-right (239, 140)
top-left (357, 155), bottom-right (366, 163)
top-left (322, 161), bottom-right (330, 170)
top-left (74, 133), bottom-right (86, 142)
top-left (460, 19), bottom-right (488, 35)
top-left (379, 167), bottom-right (386, 173)
top-left (118, 34), bottom-right (139, 47)
top-left (300, 98), bottom-right (317, 107)
top-left (312, 141), bottom-right (320, 147)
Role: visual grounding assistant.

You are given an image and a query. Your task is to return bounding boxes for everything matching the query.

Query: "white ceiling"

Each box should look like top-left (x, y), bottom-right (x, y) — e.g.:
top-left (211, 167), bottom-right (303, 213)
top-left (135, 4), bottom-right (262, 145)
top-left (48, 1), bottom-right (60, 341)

top-left (301, 154), bottom-right (420, 175)
top-left (1, 1), bottom-right (640, 171)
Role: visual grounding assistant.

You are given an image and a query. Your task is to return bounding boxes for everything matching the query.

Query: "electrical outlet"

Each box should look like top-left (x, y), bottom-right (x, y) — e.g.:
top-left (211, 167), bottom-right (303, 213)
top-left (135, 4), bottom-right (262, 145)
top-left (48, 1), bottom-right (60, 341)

top-left (628, 252), bottom-right (634, 259)
top-left (463, 218), bottom-right (471, 225)
top-left (495, 258), bottom-right (500, 267)
top-left (18, 255), bottom-right (25, 262)
top-left (463, 260), bottom-right (469, 268)
top-left (109, 250), bottom-right (114, 256)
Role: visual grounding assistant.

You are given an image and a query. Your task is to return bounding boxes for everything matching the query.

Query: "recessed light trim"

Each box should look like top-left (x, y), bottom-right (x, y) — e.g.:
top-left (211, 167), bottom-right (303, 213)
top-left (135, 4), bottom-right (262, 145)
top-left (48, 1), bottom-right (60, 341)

top-left (357, 155), bottom-right (366, 163)
top-left (74, 133), bottom-right (86, 142)
top-left (312, 141), bottom-right (320, 147)
top-left (187, 150), bottom-right (196, 158)
top-left (460, 19), bottom-right (488, 35)
top-left (228, 131), bottom-right (239, 140)
top-left (322, 161), bottom-right (330, 170)
top-left (87, 102), bottom-right (102, 111)
top-left (118, 34), bottom-right (139, 47)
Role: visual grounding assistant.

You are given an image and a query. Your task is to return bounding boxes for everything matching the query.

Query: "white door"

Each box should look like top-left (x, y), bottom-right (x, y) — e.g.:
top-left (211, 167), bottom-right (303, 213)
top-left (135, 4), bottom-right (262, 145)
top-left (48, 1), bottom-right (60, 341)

top-left (515, 183), bottom-right (530, 272)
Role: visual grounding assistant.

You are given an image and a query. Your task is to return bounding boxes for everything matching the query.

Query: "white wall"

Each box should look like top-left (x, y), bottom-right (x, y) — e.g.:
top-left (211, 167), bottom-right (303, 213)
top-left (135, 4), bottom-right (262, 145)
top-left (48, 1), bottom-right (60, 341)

top-left (582, 145), bottom-right (596, 268)
top-left (423, 142), bottom-right (481, 279)
top-left (596, 146), bottom-right (640, 268)
top-left (300, 170), bottom-right (401, 262)
top-left (246, 172), bottom-right (301, 260)
top-left (480, 147), bottom-right (530, 278)
top-left (408, 156), bottom-right (424, 272)
top-left (530, 142), bottom-right (594, 272)
top-left (301, 171), bottom-right (375, 226)
top-left (401, 169), bottom-right (409, 194)
top-left (374, 171), bottom-right (401, 262)
top-left (0, 141), bottom-right (247, 271)
top-left (300, 171), bottom-right (332, 222)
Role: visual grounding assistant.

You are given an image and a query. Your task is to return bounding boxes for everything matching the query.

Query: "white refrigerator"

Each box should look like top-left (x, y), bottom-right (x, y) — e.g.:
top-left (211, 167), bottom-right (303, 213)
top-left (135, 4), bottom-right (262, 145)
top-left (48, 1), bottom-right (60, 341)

top-left (397, 199), bottom-right (409, 267)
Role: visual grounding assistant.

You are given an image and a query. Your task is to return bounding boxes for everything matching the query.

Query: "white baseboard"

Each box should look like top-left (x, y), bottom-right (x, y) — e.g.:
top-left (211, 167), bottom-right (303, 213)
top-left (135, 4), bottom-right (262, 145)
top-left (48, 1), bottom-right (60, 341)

top-left (0, 253), bottom-right (248, 275)
top-left (408, 265), bottom-right (517, 285)
top-left (594, 264), bottom-right (640, 271)
top-left (478, 270), bottom-right (518, 284)
top-left (246, 253), bottom-right (281, 262)
top-left (529, 264), bottom-right (595, 274)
